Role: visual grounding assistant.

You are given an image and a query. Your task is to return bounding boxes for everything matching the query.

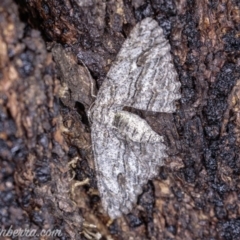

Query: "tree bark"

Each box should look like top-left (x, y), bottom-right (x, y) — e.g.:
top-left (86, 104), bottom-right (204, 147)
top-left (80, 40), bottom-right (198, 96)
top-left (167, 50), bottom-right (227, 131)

top-left (1, 0), bottom-right (240, 239)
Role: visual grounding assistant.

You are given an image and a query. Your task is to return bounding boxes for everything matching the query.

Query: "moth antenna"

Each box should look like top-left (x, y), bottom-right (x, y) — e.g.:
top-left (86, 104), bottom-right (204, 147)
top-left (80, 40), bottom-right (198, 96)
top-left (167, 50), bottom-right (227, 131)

top-left (78, 59), bottom-right (97, 125)
top-left (87, 101), bottom-right (96, 125)
top-left (79, 59), bottom-right (97, 98)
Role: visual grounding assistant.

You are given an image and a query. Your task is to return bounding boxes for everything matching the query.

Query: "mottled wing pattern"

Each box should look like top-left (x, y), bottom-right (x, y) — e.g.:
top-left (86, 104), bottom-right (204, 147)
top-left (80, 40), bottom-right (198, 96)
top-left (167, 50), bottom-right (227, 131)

top-left (91, 17), bottom-right (181, 219)
top-left (91, 118), bottom-right (167, 218)
top-left (106, 17), bottom-right (181, 113)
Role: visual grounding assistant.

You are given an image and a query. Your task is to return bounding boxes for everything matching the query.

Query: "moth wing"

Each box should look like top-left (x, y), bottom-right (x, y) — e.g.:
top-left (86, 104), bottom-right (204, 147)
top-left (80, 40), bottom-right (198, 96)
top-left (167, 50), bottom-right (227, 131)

top-left (92, 111), bottom-right (167, 219)
top-left (106, 17), bottom-right (181, 113)
top-left (112, 110), bottom-right (167, 189)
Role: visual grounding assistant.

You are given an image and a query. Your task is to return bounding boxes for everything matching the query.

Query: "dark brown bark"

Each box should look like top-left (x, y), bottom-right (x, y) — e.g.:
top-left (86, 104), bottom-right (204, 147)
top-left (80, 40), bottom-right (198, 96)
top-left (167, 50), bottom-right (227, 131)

top-left (1, 0), bottom-right (240, 239)
top-left (0, 1), bottom-right (82, 239)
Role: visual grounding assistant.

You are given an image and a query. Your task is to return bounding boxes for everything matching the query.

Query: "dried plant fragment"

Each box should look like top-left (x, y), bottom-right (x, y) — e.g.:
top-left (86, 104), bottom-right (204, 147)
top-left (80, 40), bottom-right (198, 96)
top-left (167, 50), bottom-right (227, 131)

top-left (91, 17), bottom-right (181, 219)
top-left (52, 44), bottom-right (96, 110)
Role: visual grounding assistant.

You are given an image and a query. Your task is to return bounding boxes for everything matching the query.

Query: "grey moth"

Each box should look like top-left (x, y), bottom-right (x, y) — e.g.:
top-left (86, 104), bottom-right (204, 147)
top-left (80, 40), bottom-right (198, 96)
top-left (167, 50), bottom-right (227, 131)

top-left (90, 17), bottom-right (181, 219)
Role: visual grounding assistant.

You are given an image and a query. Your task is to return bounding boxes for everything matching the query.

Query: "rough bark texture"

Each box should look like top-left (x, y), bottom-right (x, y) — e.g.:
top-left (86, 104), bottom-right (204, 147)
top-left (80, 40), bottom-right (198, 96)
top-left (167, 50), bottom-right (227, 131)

top-left (0, 0), bottom-right (240, 239)
top-left (0, 1), bottom-right (83, 239)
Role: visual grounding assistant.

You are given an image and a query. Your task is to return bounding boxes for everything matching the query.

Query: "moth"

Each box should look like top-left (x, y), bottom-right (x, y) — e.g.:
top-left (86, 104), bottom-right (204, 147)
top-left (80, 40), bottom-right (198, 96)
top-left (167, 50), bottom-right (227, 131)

top-left (90, 17), bottom-right (181, 219)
